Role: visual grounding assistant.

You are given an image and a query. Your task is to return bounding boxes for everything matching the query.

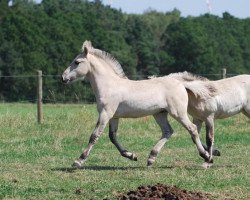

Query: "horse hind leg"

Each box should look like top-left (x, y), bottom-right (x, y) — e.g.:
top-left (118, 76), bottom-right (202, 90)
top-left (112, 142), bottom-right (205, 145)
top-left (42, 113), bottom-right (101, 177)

top-left (193, 118), bottom-right (221, 156)
top-left (205, 118), bottom-right (215, 161)
top-left (147, 112), bottom-right (174, 166)
top-left (109, 118), bottom-right (137, 161)
top-left (172, 112), bottom-right (210, 163)
top-left (195, 117), bottom-right (216, 168)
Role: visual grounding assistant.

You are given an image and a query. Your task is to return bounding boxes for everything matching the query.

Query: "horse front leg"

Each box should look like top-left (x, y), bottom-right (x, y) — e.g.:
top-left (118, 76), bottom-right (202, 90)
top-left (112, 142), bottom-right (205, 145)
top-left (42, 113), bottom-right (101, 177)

top-left (147, 112), bottom-right (173, 166)
top-left (72, 111), bottom-right (110, 168)
top-left (109, 118), bottom-right (137, 161)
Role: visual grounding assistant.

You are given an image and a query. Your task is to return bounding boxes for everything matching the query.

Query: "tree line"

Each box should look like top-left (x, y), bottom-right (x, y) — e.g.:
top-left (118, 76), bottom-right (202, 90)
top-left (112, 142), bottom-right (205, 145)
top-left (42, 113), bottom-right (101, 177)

top-left (0, 0), bottom-right (250, 102)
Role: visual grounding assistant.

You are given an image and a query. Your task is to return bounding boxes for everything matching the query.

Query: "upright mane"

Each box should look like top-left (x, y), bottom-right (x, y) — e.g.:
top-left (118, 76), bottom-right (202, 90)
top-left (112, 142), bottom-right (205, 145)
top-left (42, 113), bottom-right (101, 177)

top-left (82, 41), bottom-right (127, 79)
top-left (168, 71), bottom-right (209, 82)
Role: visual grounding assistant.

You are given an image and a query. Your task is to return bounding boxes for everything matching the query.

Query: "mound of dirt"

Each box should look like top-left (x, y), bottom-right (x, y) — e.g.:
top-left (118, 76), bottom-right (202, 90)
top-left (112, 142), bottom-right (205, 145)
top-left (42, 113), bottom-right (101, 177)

top-left (118, 183), bottom-right (212, 200)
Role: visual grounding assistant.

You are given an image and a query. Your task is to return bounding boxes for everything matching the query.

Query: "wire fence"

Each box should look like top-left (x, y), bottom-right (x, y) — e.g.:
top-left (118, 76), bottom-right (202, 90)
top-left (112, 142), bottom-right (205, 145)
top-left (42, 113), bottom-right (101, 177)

top-left (0, 69), bottom-right (240, 104)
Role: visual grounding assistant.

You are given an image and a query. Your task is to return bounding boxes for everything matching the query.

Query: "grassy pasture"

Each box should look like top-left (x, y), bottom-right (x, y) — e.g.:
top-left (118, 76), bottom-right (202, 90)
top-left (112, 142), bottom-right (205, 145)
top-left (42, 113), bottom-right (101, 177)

top-left (0, 103), bottom-right (249, 199)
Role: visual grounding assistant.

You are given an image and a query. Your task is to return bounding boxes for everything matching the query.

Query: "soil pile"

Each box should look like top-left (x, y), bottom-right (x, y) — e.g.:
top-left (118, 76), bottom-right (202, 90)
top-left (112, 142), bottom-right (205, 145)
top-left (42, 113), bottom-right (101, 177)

top-left (118, 183), bottom-right (212, 200)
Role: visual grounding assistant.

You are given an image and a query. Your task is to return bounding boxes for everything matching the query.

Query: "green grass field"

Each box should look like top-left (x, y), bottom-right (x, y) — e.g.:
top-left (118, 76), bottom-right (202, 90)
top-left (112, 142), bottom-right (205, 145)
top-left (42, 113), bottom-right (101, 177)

top-left (0, 103), bottom-right (249, 199)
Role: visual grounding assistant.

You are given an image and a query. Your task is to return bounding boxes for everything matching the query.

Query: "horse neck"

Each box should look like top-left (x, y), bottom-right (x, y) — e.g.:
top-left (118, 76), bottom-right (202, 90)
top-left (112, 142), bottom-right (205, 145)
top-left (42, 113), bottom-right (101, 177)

top-left (87, 56), bottom-right (122, 99)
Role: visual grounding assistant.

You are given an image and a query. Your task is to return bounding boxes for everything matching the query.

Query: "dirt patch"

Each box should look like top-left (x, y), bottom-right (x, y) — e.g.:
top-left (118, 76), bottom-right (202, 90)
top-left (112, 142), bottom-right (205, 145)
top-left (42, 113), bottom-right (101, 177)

top-left (118, 183), bottom-right (212, 200)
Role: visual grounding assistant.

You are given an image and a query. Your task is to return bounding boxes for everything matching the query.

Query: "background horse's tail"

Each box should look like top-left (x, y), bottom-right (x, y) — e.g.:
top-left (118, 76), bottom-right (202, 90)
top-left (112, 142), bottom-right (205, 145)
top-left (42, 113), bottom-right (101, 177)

top-left (182, 81), bottom-right (217, 99)
top-left (167, 71), bottom-right (217, 100)
top-left (149, 72), bottom-right (217, 99)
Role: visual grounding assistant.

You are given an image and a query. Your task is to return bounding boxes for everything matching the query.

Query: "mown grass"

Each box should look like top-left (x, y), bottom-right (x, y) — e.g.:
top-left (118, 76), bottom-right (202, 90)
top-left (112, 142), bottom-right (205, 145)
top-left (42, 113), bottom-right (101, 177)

top-left (0, 103), bottom-right (249, 199)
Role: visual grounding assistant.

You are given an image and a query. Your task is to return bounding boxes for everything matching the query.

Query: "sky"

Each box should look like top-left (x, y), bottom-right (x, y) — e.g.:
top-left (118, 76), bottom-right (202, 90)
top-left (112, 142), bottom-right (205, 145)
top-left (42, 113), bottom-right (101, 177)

top-left (35, 0), bottom-right (250, 19)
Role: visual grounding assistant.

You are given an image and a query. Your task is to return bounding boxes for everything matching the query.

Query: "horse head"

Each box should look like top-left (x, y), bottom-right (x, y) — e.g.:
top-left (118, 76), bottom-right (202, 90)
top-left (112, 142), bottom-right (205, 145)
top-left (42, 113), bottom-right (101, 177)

top-left (62, 41), bottom-right (92, 84)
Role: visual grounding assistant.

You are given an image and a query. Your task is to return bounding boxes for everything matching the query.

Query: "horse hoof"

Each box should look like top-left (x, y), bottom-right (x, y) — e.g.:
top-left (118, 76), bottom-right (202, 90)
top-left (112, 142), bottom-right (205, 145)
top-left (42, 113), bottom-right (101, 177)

top-left (213, 149), bottom-right (221, 156)
top-left (147, 159), bottom-right (154, 167)
top-left (122, 151), bottom-right (138, 161)
top-left (130, 154), bottom-right (138, 161)
top-left (133, 154), bottom-right (138, 161)
top-left (202, 162), bottom-right (213, 169)
top-left (72, 160), bottom-right (82, 168)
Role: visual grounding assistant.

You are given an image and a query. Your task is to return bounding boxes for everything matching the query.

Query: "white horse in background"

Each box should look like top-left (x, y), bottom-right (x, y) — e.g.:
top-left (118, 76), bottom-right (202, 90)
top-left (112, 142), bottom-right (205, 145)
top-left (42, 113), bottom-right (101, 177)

top-left (62, 41), bottom-right (211, 168)
top-left (168, 72), bottom-right (250, 165)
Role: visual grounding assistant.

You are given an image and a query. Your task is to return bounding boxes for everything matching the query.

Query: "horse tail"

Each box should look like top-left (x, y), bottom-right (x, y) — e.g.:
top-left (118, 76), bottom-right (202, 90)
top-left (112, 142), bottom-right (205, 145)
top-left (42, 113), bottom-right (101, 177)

top-left (167, 71), bottom-right (217, 99)
top-left (182, 81), bottom-right (217, 99)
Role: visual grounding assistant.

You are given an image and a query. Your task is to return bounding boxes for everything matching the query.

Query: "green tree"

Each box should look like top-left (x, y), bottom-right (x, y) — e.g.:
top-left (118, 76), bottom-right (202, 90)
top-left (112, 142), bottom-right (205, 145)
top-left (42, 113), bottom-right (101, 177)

top-left (0, 0), bottom-right (250, 102)
top-left (163, 17), bottom-right (218, 74)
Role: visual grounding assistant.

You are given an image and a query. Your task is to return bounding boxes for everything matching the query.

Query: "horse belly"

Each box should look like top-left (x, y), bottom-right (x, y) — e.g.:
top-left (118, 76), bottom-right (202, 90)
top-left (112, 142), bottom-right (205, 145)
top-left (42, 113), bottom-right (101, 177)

top-left (214, 96), bottom-right (245, 119)
top-left (114, 100), bottom-right (166, 118)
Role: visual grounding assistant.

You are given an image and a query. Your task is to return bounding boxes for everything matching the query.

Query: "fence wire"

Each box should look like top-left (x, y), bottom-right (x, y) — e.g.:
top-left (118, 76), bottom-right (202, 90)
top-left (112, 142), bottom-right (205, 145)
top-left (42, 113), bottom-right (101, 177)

top-left (0, 72), bottom-right (240, 104)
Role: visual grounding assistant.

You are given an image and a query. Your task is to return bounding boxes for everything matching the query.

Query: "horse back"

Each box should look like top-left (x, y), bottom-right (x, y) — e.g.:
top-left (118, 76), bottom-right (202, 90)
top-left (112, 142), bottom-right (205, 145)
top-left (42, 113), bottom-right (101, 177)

top-left (113, 77), bottom-right (189, 118)
top-left (186, 75), bottom-right (250, 119)
top-left (214, 75), bottom-right (250, 94)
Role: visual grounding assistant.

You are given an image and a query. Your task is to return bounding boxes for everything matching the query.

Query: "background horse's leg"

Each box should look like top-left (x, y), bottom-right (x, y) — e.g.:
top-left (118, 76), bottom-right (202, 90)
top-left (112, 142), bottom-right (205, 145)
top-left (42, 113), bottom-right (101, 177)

top-left (193, 118), bottom-right (203, 134)
top-left (205, 117), bottom-right (215, 163)
top-left (147, 112), bottom-right (173, 166)
top-left (172, 113), bottom-right (210, 163)
top-left (109, 118), bottom-right (137, 161)
top-left (193, 118), bottom-right (220, 156)
top-left (72, 111), bottom-right (110, 168)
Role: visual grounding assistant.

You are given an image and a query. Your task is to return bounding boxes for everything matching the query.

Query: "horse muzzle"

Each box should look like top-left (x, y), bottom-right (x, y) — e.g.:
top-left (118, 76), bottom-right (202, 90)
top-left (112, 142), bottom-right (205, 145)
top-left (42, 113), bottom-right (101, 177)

top-left (61, 76), bottom-right (70, 84)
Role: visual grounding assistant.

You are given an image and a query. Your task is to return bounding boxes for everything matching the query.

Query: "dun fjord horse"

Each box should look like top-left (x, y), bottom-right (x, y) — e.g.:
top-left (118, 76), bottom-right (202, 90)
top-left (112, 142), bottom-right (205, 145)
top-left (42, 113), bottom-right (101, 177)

top-left (168, 72), bottom-right (250, 166)
top-left (62, 41), bottom-right (210, 168)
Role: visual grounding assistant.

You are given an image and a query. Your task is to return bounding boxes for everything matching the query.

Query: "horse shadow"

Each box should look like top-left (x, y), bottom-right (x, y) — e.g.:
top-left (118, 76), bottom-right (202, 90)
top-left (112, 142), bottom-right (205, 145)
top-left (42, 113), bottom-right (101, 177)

top-left (51, 163), bottom-right (237, 173)
top-left (51, 165), bottom-right (144, 173)
top-left (51, 165), bottom-right (175, 173)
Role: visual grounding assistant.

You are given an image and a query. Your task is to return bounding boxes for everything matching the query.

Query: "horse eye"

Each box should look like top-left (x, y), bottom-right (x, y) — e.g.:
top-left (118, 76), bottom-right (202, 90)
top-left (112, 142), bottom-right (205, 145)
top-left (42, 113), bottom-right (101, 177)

top-left (75, 61), bottom-right (80, 65)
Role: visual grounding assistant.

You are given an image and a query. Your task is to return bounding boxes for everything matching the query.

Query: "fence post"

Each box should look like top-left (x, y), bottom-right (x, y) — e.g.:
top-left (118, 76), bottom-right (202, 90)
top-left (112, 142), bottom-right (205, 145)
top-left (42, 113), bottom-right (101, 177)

top-left (37, 70), bottom-right (43, 124)
top-left (221, 68), bottom-right (227, 79)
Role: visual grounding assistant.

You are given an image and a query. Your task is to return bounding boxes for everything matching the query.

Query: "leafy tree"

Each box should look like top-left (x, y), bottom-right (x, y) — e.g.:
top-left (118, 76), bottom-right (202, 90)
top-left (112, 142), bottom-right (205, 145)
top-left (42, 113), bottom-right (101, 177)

top-left (0, 0), bottom-right (250, 101)
top-left (0, 0), bottom-right (10, 19)
top-left (163, 17), bottom-right (217, 74)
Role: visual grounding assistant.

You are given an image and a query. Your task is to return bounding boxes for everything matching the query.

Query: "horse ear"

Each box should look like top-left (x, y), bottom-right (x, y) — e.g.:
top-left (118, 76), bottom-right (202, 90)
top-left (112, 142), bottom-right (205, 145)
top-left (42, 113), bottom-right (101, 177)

top-left (84, 46), bottom-right (88, 55)
top-left (82, 40), bottom-right (92, 55)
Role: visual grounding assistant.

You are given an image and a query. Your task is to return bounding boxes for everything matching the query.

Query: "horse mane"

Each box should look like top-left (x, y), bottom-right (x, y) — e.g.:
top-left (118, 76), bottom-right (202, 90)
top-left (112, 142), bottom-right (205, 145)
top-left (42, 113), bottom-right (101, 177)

top-left (82, 41), bottom-right (127, 79)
